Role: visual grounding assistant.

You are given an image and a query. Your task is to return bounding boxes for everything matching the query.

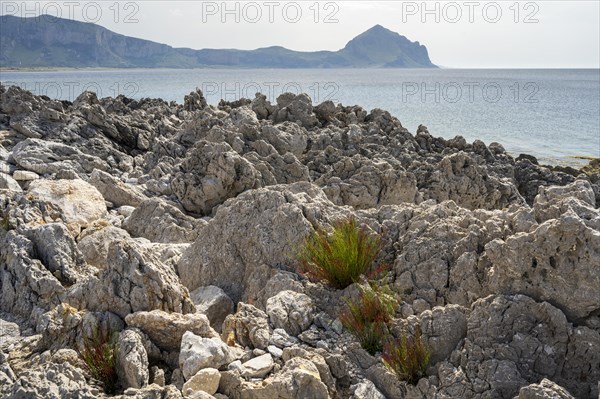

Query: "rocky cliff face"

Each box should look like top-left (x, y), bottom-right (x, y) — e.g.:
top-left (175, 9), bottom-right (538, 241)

top-left (0, 83), bottom-right (598, 398)
top-left (0, 15), bottom-right (193, 68)
top-left (0, 16), bottom-right (436, 68)
top-left (341, 25), bottom-right (435, 68)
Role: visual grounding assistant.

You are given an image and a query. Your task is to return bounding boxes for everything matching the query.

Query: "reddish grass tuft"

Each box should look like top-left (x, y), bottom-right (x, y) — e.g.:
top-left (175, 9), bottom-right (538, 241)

top-left (382, 326), bottom-right (430, 385)
top-left (298, 218), bottom-right (382, 289)
top-left (340, 283), bottom-right (397, 355)
top-left (79, 329), bottom-right (119, 394)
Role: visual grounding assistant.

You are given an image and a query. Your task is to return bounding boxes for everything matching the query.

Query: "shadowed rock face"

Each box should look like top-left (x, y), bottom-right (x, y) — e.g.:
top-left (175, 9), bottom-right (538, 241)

top-left (0, 84), bottom-right (598, 399)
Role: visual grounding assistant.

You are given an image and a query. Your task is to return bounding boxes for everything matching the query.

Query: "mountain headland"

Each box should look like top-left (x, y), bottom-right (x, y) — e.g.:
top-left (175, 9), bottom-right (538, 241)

top-left (0, 16), bottom-right (436, 69)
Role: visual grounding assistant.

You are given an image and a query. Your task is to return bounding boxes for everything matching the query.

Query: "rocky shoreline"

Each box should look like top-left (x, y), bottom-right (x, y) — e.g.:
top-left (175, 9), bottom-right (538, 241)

top-left (0, 83), bottom-right (599, 399)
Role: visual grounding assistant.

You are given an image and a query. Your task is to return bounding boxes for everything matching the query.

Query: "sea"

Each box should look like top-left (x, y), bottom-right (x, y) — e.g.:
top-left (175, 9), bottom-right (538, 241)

top-left (1, 68), bottom-right (599, 166)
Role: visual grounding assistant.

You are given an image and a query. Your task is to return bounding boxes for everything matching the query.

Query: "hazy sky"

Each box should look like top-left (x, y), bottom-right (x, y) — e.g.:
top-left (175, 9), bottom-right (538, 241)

top-left (3, 1), bottom-right (599, 68)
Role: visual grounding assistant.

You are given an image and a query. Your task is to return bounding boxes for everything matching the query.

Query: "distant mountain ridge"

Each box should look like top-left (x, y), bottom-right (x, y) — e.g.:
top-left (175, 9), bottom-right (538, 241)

top-left (0, 16), bottom-right (436, 68)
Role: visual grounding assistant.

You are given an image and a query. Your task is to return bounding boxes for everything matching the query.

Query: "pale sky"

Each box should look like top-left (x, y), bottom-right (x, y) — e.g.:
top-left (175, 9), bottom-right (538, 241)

top-left (3, 1), bottom-right (599, 68)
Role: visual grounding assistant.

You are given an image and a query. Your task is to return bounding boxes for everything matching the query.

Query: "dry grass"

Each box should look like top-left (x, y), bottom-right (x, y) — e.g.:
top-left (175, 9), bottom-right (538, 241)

top-left (340, 283), bottom-right (397, 355)
top-left (79, 329), bottom-right (118, 394)
top-left (298, 218), bottom-right (382, 289)
top-left (382, 326), bottom-right (430, 385)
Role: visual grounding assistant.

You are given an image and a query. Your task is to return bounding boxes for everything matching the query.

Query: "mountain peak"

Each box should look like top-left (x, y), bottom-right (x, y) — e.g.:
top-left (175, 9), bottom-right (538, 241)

top-left (357, 24), bottom-right (398, 39)
top-left (342, 25), bottom-right (435, 68)
top-left (0, 16), bottom-right (436, 68)
top-left (366, 24), bottom-right (392, 32)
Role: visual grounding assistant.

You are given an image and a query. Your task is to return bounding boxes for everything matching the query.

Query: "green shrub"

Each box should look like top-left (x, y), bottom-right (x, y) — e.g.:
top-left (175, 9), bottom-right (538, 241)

top-left (1, 214), bottom-right (14, 231)
top-left (79, 329), bottom-right (119, 394)
top-left (382, 326), bottom-right (430, 385)
top-left (340, 283), bottom-right (397, 355)
top-left (298, 218), bottom-right (382, 289)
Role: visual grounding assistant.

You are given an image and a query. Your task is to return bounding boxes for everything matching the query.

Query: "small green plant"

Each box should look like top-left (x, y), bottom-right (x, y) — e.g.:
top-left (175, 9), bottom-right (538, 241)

top-left (1, 214), bottom-right (14, 231)
top-left (382, 326), bottom-right (430, 385)
top-left (79, 329), bottom-right (119, 394)
top-left (298, 218), bottom-right (382, 289)
top-left (340, 283), bottom-right (397, 355)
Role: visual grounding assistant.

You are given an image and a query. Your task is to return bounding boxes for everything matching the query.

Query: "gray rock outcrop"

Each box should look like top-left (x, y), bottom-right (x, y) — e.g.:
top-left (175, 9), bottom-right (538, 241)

top-left (1, 84), bottom-right (598, 399)
top-left (517, 379), bottom-right (575, 399)
top-left (190, 286), bottom-right (235, 332)
top-left (123, 198), bottom-right (206, 243)
top-left (69, 240), bottom-right (195, 318)
top-left (125, 310), bottom-right (217, 351)
top-left (177, 183), bottom-right (342, 303)
top-left (117, 329), bottom-right (149, 389)
top-left (171, 141), bottom-right (261, 215)
top-left (266, 290), bottom-right (316, 337)
top-left (179, 332), bottom-right (235, 380)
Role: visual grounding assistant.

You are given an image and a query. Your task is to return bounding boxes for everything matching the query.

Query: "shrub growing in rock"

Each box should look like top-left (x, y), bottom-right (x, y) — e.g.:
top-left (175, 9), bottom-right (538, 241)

top-left (382, 326), bottom-right (430, 385)
top-left (1, 214), bottom-right (14, 231)
top-left (79, 329), bottom-right (119, 393)
top-left (340, 283), bottom-right (397, 354)
top-left (298, 218), bottom-right (382, 289)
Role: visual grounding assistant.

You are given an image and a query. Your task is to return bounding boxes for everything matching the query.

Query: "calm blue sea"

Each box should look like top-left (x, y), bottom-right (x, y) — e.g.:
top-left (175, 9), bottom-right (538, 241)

top-left (1, 68), bottom-right (599, 165)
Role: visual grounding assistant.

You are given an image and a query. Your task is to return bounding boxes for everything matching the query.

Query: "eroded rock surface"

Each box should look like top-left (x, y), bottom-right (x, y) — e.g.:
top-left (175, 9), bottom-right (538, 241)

top-left (1, 84), bottom-right (598, 399)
